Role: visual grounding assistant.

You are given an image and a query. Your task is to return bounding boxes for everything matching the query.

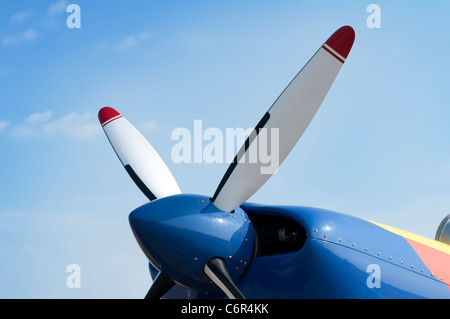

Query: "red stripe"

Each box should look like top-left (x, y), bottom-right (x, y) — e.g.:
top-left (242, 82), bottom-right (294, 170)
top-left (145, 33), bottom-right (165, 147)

top-left (98, 106), bottom-right (122, 125)
top-left (102, 115), bottom-right (122, 127)
top-left (322, 45), bottom-right (345, 63)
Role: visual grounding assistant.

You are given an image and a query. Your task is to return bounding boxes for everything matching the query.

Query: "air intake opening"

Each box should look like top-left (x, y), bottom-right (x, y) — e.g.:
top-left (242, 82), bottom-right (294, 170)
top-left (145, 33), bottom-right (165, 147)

top-left (250, 214), bottom-right (306, 257)
top-left (435, 214), bottom-right (450, 245)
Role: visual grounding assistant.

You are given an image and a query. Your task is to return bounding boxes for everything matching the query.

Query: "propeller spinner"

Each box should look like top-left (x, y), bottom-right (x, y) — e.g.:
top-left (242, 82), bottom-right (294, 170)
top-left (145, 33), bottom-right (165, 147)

top-left (99, 25), bottom-right (355, 299)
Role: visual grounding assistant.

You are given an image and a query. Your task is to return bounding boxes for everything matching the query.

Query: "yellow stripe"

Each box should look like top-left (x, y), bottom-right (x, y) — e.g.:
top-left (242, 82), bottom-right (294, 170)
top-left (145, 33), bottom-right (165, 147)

top-left (367, 220), bottom-right (450, 255)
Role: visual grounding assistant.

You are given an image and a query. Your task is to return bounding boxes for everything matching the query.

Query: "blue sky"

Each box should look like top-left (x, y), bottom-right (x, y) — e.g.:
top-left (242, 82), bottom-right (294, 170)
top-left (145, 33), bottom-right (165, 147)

top-left (1, 0), bottom-right (450, 298)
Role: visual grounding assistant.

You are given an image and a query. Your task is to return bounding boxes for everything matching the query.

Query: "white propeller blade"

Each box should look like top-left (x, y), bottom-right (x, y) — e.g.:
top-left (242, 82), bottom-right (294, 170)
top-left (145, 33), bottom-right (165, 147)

top-left (211, 26), bottom-right (355, 212)
top-left (99, 107), bottom-right (181, 201)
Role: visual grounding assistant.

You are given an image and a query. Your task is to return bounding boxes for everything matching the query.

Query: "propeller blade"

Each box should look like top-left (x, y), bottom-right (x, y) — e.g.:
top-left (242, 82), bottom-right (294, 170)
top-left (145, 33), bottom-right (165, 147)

top-left (99, 107), bottom-right (181, 201)
top-left (144, 271), bottom-right (175, 299)
top-left (211, 26), bottom-right (355, 212)
top-left (204, 257), bottom-right (245, 299)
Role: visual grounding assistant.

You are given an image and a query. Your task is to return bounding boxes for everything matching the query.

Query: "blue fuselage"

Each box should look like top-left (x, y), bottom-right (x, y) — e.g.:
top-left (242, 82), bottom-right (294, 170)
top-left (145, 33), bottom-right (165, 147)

top-left (132, 194), bottom-right (450, 298)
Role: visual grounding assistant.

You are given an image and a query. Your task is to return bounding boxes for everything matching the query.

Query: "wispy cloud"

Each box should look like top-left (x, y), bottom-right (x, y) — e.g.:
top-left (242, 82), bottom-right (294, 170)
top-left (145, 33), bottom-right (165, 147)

top-left (0, 121), bottom-right (10, 132)
top-left (175, 32), bottom-right (212, 50)
top-left (24, 110), bottom-right (52, 125)
top-left (137, 120), bottom-right (159, 133)
top-left (114, 36), bottom-right (139, 51)
top-left (6, 110), bottom-right (101, 140)
top-left (98, 32), bottom-right (152, 51)
top-left (40, 0), bottom-right (69, 27)
top-left (47, 0), bottom-right (69, 15)
top-left (1, 28), bottom-right (38, 47)
top-left (2, 110), bottom-right (161, 140)
top-left (9, 10), bottom-right (32, 25)
top-left (41, 112), bottom-right (100, 140)
top-left (3, 1), bottom-right (69, 47)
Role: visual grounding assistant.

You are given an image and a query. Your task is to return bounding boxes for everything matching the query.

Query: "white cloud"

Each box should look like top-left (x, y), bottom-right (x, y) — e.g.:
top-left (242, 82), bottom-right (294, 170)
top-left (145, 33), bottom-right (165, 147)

top-left (138, 120), bottom-right (159, 133)
top-left (7, 110), bottom-right (101, 140)
top-left (2, 37), bottom-right (17, 46)
top-left (114, 32), bottom-right (152, 51)
top-left (24, 110), bottom-right (52, 125)
top-left (22, 28), bottom-right (37, 41)
top-left (10, 110), bottom-right (52, 138)
top-left (3, 110), bottom-right (161, 141)
top-left (1, 28), bottom-right (37, 47)
top-left (0, 121), bottom-right (10, 132)
top-left (175, 32), bottom-right (212, 50)
top-left (98, 32), bottom-right (152, 51)
top-left (114, 36), bottom-right (138, 51)
top-left (41, 112), bottom-right (101, 140)
top-left (9, 10), bottom-right (32, 25)
top-left (47, 0), bottom-right (69, 15)
top-left (9, 125), bottom-right (36, 138)
top-left (40, 0), bottom-right (69, 27)
top-left (3, 1), bottom-right (70, 47)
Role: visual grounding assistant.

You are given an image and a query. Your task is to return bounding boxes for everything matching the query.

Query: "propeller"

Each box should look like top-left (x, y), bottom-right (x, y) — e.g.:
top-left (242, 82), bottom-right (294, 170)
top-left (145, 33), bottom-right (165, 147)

top-left (211, 25), bottom-right (355, 212)
top-left (144, 258), bottom-right (245, 299)
top-left (99, 25), bottom-right (355, 299)
top-left (144, 271), bottom-right (175, 299)
top-left (204, 258), bottom-right (245, 299)
top-left (98, 106), bottom-right (181, 201)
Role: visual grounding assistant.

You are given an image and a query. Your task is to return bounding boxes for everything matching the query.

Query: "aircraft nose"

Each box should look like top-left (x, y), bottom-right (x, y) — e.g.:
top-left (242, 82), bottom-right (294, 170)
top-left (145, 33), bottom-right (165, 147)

top-left (127, 194), bottom-right (255, 295)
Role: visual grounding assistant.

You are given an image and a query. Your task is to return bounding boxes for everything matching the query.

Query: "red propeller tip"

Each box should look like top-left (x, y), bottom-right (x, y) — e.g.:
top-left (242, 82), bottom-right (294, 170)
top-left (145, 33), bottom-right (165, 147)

top-left (324, 25), bottom-right (355, 61)
top-left (98, 106), bottom-right (122, 126)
